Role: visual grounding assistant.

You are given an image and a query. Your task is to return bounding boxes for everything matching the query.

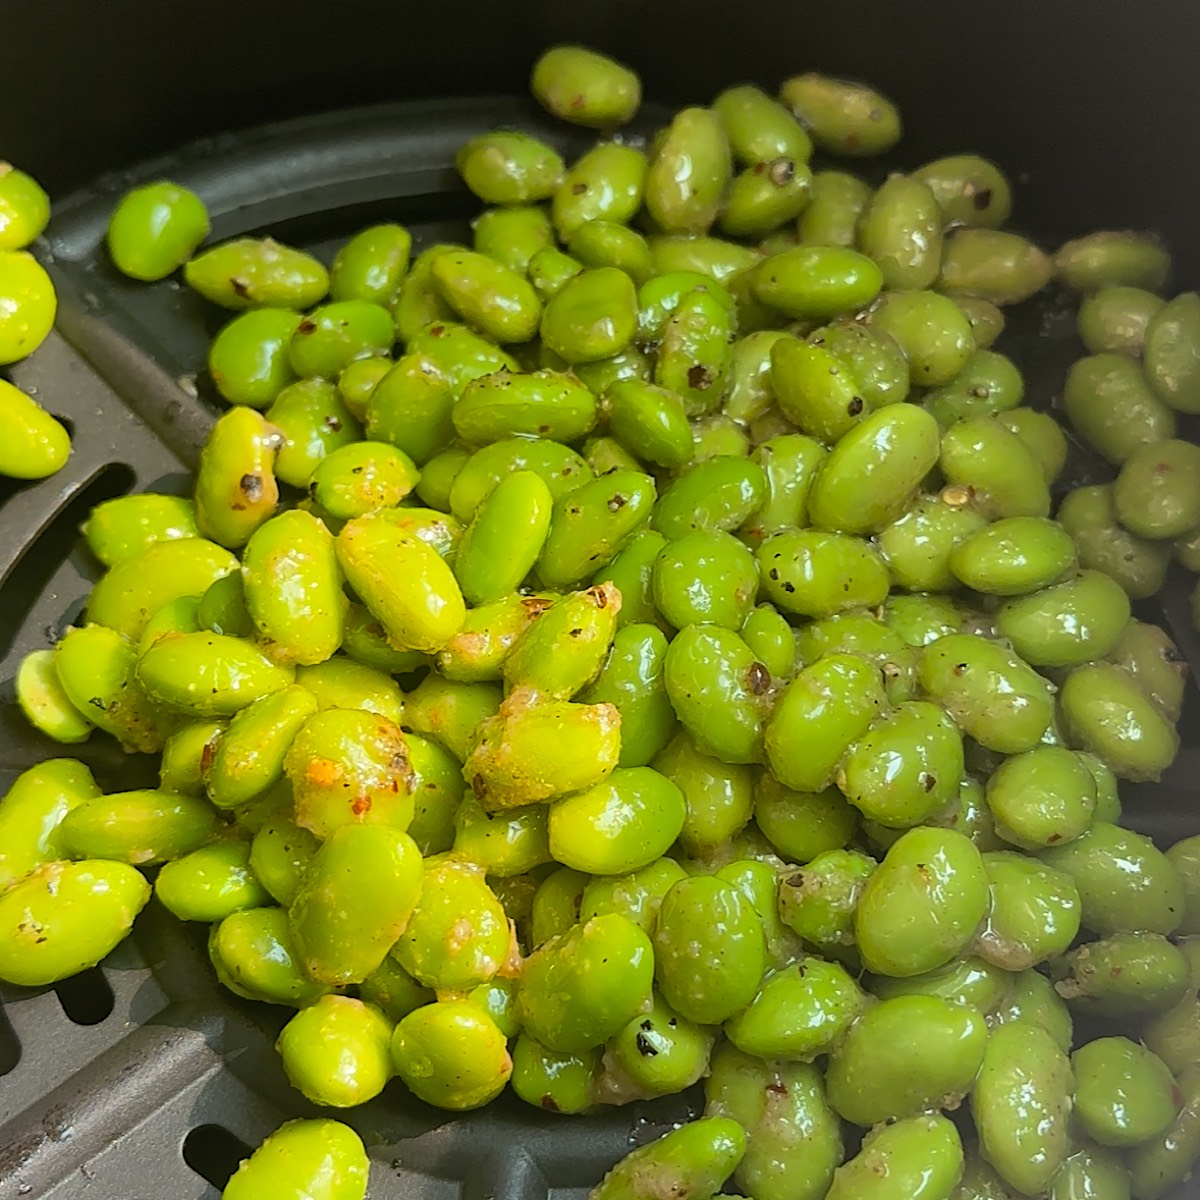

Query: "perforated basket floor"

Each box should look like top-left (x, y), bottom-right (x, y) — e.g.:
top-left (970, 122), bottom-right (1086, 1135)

top-left (1, 97), bottom-right (1198, 1200)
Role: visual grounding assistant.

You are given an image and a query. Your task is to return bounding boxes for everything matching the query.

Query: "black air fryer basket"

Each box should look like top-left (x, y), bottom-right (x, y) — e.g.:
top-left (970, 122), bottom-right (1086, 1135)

top-left (2, 1), bottom-right (1200, 1196)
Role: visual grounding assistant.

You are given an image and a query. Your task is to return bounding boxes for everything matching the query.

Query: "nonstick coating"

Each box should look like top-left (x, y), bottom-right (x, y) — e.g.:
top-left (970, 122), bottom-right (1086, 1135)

top-left (3, 9), bottom-right (1200, 1195)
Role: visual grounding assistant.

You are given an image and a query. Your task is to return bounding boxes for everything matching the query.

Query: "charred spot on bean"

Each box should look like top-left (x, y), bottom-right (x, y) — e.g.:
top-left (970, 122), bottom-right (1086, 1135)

top-left (746, 661), bottom-right (771, 694)
top-left (635, 1032), bottom-right (659, 1057)
top-left (847, 397), bottom-right (864, 416)
top-left (230, 277), bottom-right (251, 300)
top-left (973, 188), bottom-right (993, 211)
top-left (952, 662), bottom-right (968, 676)
top-left (607, 494), bottom-right (628, 512)
top-left (540, 1095), bottom-right (560, 1112)
top-left (571, 182), bottom-right (588, 195)
top-left (768, 158), bottom-right (797, 186)
top-left (324, 416), bottom-right (342, 433)
top-left (297, 319), bottom-right (318, 335)
top-left (921, 773), bottom-right (936, 793)
top-left (687, 364), bottom-right (713, 390)
top-left (239, 474), bottom-right (264, 501)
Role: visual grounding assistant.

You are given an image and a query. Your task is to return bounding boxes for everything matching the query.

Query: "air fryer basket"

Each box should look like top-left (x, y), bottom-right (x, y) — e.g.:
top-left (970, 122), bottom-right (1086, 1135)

top-left (3, 2), bottom-right (1200, 1196)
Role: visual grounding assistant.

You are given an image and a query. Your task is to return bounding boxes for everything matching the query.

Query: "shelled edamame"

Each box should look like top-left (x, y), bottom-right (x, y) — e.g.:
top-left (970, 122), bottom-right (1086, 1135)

top-left (2, 39), bottom-right (1200, 1200)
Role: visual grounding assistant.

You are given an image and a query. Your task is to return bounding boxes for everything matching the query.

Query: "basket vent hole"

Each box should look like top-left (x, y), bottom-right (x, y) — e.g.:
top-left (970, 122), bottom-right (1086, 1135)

top-left (53, 967), bottom-right (115, 1025)
top-left (183, 1125), bottom-right (252, 1190)
top-left (0, 1007), bottom-right (20, 1076)
top-left (0, 460), bottom-right (135, 659)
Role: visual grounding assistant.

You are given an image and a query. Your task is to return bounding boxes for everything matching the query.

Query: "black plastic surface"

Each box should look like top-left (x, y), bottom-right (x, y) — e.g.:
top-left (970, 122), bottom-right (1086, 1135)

top-left (2, 11), bottom-right (1200, 1196)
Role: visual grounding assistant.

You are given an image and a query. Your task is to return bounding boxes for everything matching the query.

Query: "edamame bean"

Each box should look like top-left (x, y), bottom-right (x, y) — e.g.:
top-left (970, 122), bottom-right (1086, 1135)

top-left (184, 237), bottom-right (329, 310)
top-left (1063, 354), bottom-right (1176, 464)
top-left (653, 875), bottom-right (765, 1023)
top-left (1060, 662), bottom-right (1179, 782)
top-left (859, 173), bottom-right (943, 290)
top-left (1055, 230), bottom-right (1170, 293)
top-left (840, 701), bottom-right (964, 827)
top-left (645, 107), bottom-right (731, 235)
top-left (598, 991), bottom-right (713, 1102)
top-left (871, 289), bottom-right (975, 385)
top-left (725, 956), bottom-right (864, 1060)
top-left (921, 350), bottom-right (1024, 428)
top-left (1057, 483), bottom-right (1171, 600)
top-left (222, 1119), bottom-right (368, 1200)
top-left (878, 493), bottom-right (988, 592)
top-left (826, 994), bottom-right (987, 1125)
top-left (1078, 286), bottom-right (1166, 356)
top-left (919, 633), bottom-right (1054, 755)
top-left (1072, 1037), bottom-right (1180, 1147)
top-left (758, 528), bottom-right (888, 616)
top-left (808, 403), bottom-right (940, 534)
top-left (549, 768), bottom-right (685, 875)
top-left (0, 249), bottom-right (55, 364)
top-left (512, 1034), bottom-right (599, 1114)
top-left (753, 777), bottom-right (859, 864)
top-left (1039, 821), bottom-right (1185, 936)
top-left (940, 228), bottom-right (1053, 305)
top-left (913, 154), bottom-right (1012, 228)
top-left (997, 569), bottom-right (1131, 668)
top-left (653, 731), bottom-right (755, 856)
top-left (590, 1117), bottom-right (746, 1200)
top-left (988, 966), bottom-right (1073, 1051)
top-left (0, 859), bottom-right (150, 986)
top-left (986, 746), bottom-right (1096, 851)
top-left (193, 405), bottom-right (280, 548)
top-left (857, 827), bottom-right (989, 977)
top-left (798, 169), bottom-right (872, 247)
top-left (1144, 291), bottom-right (1200, 413)
top-left (1109, 619), bottom-right (1187, 721)
top-left (827, 1115), bottom-right (963, 1200)
top-left (107, 181), bottom-right (210, 281)
top-left (55, 623), bottom-right (165, 753)
top-left (0, 377), bottom-right (70, 477)
top-left (155, 837), bottom-right (270, 922)
top-left (277, 994), bottom-right (393, 1108)
top-left (552, 142), bottom-right (647, 239)
top-left (0, 163), bottom-right (50, 250)
top-left (532, 45), bottom-right (641, 128)
top-left (1128, 1065), bottom-right (1200, 1200)
top-left (652, 529), bottom-right (758, 630)
top-left (16, 649), bottom-right (93, 743)
top-left (455, 130), bottom-right (564, 205)
top-left (454, 471), bottom-right (553, 605)
top-left (393, 857), bottom-right (510, 990)
top-left (540, 267), bottom-right (638, 363)
top-left (290, 823), bottom-right (423, 985)
top-left (538, 468), bottom-right (655, 588)
top-left (705, 1045), bottom-right (842, 1200)
top-left (975, 850), bottom-right (1081, 969)
top-left (330, 222), bottom-right (412, 305)
top-left (1052, 932), bottom-right (1190, 1019)
top-left (465, 692), bottom-right (621, 809)
top-left (0, 759), bottom-right (100, 889)
top-left (663, 624), bottom-right (767, 765)
top-left (766, 652), bottom-right (886, 792)
top-left (59, 788), bottom-right (218, 864)
top-left (780, 73), bottom-right (901, 157)
top-left (431, 250), bottom-right (541, 344)
top-left (940, 414), bottom-right (1051, 519)
top-left (520, 913), bottom-right (653, 1051)
top-left (972, 1021), bottom-right (1072, 1195)
top-left (82, 493), bottom-right (200, 568)
top-left (754, 245), bottom-right (882, 319)
top-left (950, 516), bottom-right (1076, 596)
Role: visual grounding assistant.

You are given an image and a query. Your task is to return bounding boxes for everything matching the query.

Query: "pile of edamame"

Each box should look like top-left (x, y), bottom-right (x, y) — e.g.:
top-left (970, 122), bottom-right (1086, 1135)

top-left (4, 41), bottom-right (1200, 1200)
